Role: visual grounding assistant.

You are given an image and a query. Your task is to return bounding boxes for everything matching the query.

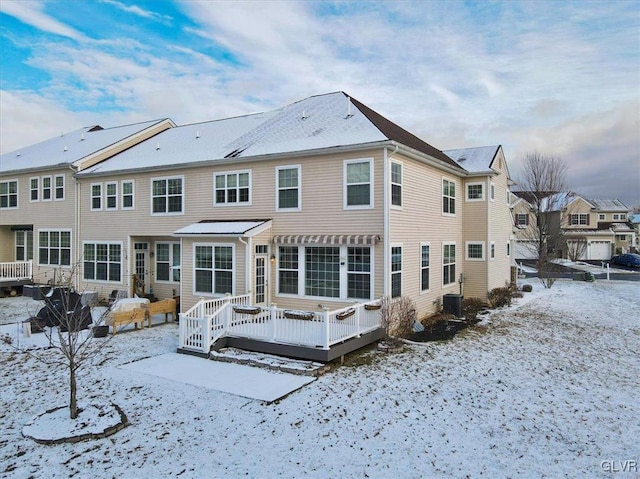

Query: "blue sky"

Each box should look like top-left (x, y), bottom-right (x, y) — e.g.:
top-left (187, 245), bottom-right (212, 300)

top-left (1, 0), bottom-right (638, 206)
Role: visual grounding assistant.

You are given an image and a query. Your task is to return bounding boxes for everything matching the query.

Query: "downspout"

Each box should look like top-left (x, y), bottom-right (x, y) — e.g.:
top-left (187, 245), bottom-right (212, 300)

top-left (486, 176), bottom-right (491, 293)
top-left (238, 236), bottom-right (251, 299)
top-left (383, 145), bottom-right (398, 297)
top-left (70, 165), bottom-right (80, 291)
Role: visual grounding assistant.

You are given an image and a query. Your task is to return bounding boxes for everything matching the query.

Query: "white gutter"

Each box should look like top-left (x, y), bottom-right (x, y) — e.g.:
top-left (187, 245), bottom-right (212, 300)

top-left (383, 146), bottom-right (397, 296)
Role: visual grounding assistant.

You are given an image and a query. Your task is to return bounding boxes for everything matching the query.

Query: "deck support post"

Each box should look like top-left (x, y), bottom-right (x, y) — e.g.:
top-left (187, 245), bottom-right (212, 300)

top-left (322, 307), bottom-right (330, 350)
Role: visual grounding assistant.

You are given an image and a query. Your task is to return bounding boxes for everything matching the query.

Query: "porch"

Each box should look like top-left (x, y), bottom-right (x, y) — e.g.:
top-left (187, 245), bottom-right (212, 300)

top-left (0, 261), bottom-right (33, 291)
top-left (178, 294), bottom-right (384, 362)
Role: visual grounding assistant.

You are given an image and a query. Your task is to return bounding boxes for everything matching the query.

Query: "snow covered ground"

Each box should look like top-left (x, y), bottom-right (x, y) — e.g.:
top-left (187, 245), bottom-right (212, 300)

top-left (1, 279), bottom-right (639, 478)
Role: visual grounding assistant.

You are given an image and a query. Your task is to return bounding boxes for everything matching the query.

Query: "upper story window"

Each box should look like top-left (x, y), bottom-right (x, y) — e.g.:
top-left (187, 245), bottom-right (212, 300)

top-left (344, 158), bottom-right (373, 209)
top-left (39, 230), bottom-right (71, 266)
top-left (466, 182), bottom-right (484, 201)
top-left (215, 171), bottom-right (250, 206)
top-left (442, 178), bottom-right (456, 215)
top-left (91, 183), bottom-right (102, 210)
top-left (516, 213), bottom-right (529, 226)
top-left (122, 181), bottom-right (134, 210)
top-left (613, 213), bottom-right (627, 221)
top-left (570, 214), bottom-right (589, 226)
top-left (54, 175), bottom-right (65, 200)
top-left (598, 213), bottom-right (606, 221)
top-left (42, 176), bottom-right (52, 201)
top-left (466, 241), bottom-right (485, 261)
top-left (152, 176), bottom-right (183, 214)
top-left (276, 165), bottom-right (301, 211)
top-left (490, 183), bottom-right (495, 201)
top-left (30, 178), bottom-right (39, 202)
top-left (0, 180), bottom-right (18, 208)
top-left (106, 182), bottom-right (118, 210)
top-left (391, 161), bottom-right (402, 207)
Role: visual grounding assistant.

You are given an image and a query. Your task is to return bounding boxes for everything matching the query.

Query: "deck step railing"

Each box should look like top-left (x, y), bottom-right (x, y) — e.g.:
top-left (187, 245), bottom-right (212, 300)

top-left (179, 294), bottom-right (382, 354)
top-left (0, 261), bottom-right (33, 282)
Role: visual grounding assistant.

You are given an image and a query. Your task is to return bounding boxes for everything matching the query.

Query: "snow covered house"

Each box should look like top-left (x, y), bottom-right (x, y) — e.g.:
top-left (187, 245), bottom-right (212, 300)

top-left (1, 92), bottom-right (514, 360)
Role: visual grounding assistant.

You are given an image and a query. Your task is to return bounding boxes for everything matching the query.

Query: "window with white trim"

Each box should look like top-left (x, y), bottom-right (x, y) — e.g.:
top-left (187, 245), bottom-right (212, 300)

top-left (420, 243), bottom-right (430, 292)
top-left (30, 178), bottom-right (39, 202)
top-left (42, 176), bottom-right (52, 201)
top-left (466, 241), bottom-right (485, 261)
top-left (466, 183), bottom-right (484, 201)
top-left (83, 242), bottom-right (122, 282)
top-left (214, 170), bottom-right (251, 206)
top-left (156, 242), bottom-right (181, 282)
top-left (122, 180), bottom-right (134, 209)
top-left (347, 247), bottom-right (371, 299)
top-left (276, 165), bottom-right (300, 211)
top-left (598, 213), bottom-right (606, 221)
top-left (490, 241), bottom-right (495, 260)
top-left (516, 213), bottom-right (529, 226)
top-left (16, 230), bottom-right (33, 261)
top-left (106, 182), bottom-right (118, 210)
top-left (391, 161), bottom-right (402, 207)
top-left (344, 159), bottom-right (373, 208)
top-left (506, 242), bottom-right (511, 257)
top-left (570, 214), bottom-right (589, 225)
top-left (0, 180), bottom-right (18, 208)
top-left (54, 174), bottom-right (65, 200)
top-left (443, 243), bottom-right (456, 285)
top-left (305, 247), bottom-right (340, 298)
top-left (278, 246), bottom-right (299, 295)
top-left (391, 245), bottom-right (402, 298)
top-left (442, 178), bottom-right (455, 214)
top-left (195, 244), bottom-right (234, 295)
top-left (490, 183), bottom-right (495, 201)
top-left (39, 230), bottom-right (71, 266)
top-left (152, 176), bottom-right (183, 214)
top-left (613, 213), bottom-right (627, 220)
top-left (91, 183), bottom-right (102, 210)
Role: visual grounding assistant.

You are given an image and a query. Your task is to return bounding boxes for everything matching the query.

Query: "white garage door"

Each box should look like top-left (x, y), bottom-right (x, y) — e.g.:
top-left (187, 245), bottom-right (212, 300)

top-left (514, 241), bottom-right (538, 259)
top-left (588, 241), bottom-right (611, 260)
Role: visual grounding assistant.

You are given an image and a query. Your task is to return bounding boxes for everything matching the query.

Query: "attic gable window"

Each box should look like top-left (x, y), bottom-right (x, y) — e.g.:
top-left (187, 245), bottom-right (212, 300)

top-left (214, 170), bottom-right (251, 206)
top-left (344, 158), bottom-right (373, 209)
top-left (152, 176), bottom-right (183, 214)
top-left (516, 213), bottom-right (529, 226)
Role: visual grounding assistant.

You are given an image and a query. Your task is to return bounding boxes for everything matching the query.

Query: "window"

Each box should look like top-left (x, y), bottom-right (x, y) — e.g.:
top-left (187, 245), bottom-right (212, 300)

top-left (152, 177), bottom-right (183, 214)
top-left (598, 213), bottom-right (606, 221)
top-left (16, 231), bottom-right (33, 261)
top-left (442, 178), bottom-right (455, 214)
top-left (391, 161), bottom-right (402, 207)
top-left (54, 174), bottom-right (64, 200)
top-left (613, 213), bottom-right (627, 220)
top-left (466, 183), bottom-right (484, 201)
top-left (91, 183), bottom-right (102, 210)
top-left (490, 183), bottom-right (495, 201)
top-left (490, 242), bottom-right (495, 260)
top-left (443, 243), bottom-right (456, 285)
top-left (344, 159), bottom-right (373, 208)
top-left (421, 243), bottom-right (430, 292)
top-left (347, 247), bottom-right (371, 299)
top-left (122, 181), bottom-right (134, 209)
top-left (278, 246), bottom-right (299, 295)
top-left (156, 243), bottom-right (181, 282)
top-left (255, 245), bottom-right (269, 255)
top-left (0, 180), bottom-right (18, 208)
top-left (516, 213), bottom-right (529, 226)
top-left (619, 235), bottom-right (627, 241)
top-left (570, 214), bottom-right (589, 225)
top-left (305, 247), bottom-right (340, 298)
top-left (39, 230), bottom-right (71, 266)
top-left (42, 176), bottom-right (52, 201)
top-left (276, 166), bottom-right (300, 211)
top-left (506, 242), bottom-right (511, 257)
top-left (30, 178), bottom-right (39, 202)
top-left (195, 245), bottom-right (234, 295)
top-left (106, 182), bottom-right (118, 210)
top-left (466, 242), bottom-right (485, 261)
top-left (83, 242), bottom-right (122, 282)
top-left (214, 171), bottom-right (250, 206)
top-left (391, 245), bottom-right (402, 298)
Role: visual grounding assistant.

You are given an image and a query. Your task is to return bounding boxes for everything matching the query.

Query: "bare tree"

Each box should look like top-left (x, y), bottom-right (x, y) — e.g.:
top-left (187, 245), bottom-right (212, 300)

top-left (566, 235), bottom-right (588, 262)
top-left (516, 152), bottom-right (570, 288)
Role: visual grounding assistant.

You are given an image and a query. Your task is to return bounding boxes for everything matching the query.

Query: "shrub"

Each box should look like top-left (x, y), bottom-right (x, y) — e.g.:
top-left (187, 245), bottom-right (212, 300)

top-left (462, 297), bottom-right (487, 324)
top-left (521, 284), bottom-right (533, 293)
top-left (380, 296), bottom-right (416, 342)
top-left (488, 286), bottom-right (515, 308)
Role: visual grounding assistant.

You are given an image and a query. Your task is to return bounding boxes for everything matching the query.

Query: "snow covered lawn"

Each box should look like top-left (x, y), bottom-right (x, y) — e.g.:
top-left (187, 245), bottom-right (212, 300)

top-left (1, 279), bottom-right (638, 478)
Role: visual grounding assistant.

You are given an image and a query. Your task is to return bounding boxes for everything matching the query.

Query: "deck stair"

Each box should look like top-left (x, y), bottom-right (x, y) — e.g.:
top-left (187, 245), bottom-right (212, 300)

top-left (209, 347), bottom-right (329, 376)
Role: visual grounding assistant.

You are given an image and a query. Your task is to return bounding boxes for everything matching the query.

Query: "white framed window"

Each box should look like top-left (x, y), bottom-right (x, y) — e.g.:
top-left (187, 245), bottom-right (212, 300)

top-left (30, 177), bottom-right (39, 202)
top-left (466, 182), bottom-right (484, 201)
top-left (420, 243), bottom-right (430, 292)
top-left (276, 165), bottom-right (301, 211)
top-left (443, 242), bottom-right (456, 286)
top-left (16, 230), bottom-right (33, 261)
top-left (121, 180), bottom-right (134, 210)
top-left (613, 213), bottom-right (627, 221)
top-left (347, 247), bottom-right (372, 300)
top-left (54, 174), bottom-right (65, 200)
top-left (38, 229), bottom-right (71, 266)
top-left (598, 213), bottom-right (606, 221)
top-left (516, 213), bottom-right (529, 226)
top-left (344, 158), bottom-right (373, 209)
top-left (506, 242), bottom-right (511, 257)
top-left (152, 176), bottom-right (183, 214)
top-left (91, 183), bottom-right (102, 210)
top-left (42, 176), bottom-right (52, 201)
top-left (490, 182), bottom-right (495, 201)
top-left (83, 242), bottom-right (122, 282)
top-left (156, 242), bottom-right (181, 282)
top-left (106, 182), bottom-right (118, 210)
top-left (0, 180), bottom-right (18, 208)
top-left (466, 241), bottom-right (485, 261)
top-left (277, 246), bottom-right (299, 295)
top-left (442, 178), bottom-right (456, 215)
top-left (490, 241), bottom-right (495, 260)
top-left (214, 170), bottom-right (251, 206)
top-left (391, 161), bottom-right (402, 207)
top-left (194, 244), bottom-right (235, 295)
top-left (570, 214), bottom-right (589, 225)
top-left (391, 245), bottom-right (402, 298)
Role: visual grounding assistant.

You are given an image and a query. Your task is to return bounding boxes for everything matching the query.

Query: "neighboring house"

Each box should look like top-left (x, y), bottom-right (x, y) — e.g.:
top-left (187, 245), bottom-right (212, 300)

top-left (1, 92), bottom-right (514, 359)
top-left (511, 191), bottom-right (634, 260)
top-left (631, 213), bottom-right (640, 250)
top-left (0, 119), bottom-right (175, 289)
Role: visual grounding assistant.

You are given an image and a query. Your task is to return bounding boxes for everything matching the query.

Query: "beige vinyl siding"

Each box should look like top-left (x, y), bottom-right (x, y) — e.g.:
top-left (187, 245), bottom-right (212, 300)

top-left (563, 198), bottom-right (594, 229)
top-left (461, 177), bottom-right (489, 299)
top-left (0, 228), bottom-right (13, 262)
top-left (388, 153), bottom-right (463, 320)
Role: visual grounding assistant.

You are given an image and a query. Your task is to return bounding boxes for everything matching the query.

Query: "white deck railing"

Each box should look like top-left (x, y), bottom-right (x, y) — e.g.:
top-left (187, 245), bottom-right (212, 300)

top-left (179, 294), bottom-right (382, 354)
top-left (0, 261), bottom-right (33, 282)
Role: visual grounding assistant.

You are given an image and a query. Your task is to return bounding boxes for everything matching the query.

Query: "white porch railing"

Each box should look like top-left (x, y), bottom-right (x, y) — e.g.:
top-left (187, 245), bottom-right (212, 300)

top-left (179, 294), bottom-right (382, 355)
top-left (0, 261), bottom-right (33, 282)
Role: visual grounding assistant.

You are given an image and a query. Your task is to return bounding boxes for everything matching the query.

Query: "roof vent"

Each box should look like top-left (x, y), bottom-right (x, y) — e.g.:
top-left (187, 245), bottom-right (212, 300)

top-left (16, 152), bottom-right (20, 157)
top-left (458, 157), bottom-right (466, 162)
top-left (156, 142), bottom-right (160, 151)
top-left (63, 146), bottom-right (68, 152)
top-left (80, 133), bottom-right (85, 141)
top-left (196, 130), bottom-right (200, 139)
top-left (345, 96), bottom-right (353, 119)
top-left (301, 110), bottom-right (308, 120)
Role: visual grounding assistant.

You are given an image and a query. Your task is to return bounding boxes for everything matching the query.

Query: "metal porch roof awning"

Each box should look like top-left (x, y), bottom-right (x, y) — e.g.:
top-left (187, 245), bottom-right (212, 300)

top-left (10, 225), bottom-right (33, 231)
top-left (173, 220), bottom-right (271, 237)
top-left (272, 234), bottom-right (381, 245)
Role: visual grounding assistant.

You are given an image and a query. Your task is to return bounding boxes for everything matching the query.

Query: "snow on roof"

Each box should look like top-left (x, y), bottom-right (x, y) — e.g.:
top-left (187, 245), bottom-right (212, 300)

top-left (585, 198), bottom-right (630, 212)
top-left (173, 220), bottom-right (271, 236)
top-left (443, 145), bottom-right (500, 172)
top-left (0, 119), bottom-right (170, 174)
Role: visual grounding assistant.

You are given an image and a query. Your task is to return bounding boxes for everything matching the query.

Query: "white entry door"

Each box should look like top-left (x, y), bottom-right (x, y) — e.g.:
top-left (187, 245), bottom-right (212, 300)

top-left (134, 242), bottom-right (150, 295)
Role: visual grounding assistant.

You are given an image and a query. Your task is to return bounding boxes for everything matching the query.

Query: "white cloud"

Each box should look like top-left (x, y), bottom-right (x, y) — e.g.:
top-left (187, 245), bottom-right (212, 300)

top-left (0, 0), bottom-right (87, 41)
top-left (99, 0), bottom-right (172, 23)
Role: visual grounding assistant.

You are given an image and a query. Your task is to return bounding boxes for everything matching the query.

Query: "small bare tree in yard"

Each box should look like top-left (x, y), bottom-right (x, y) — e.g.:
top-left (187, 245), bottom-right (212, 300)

top-left (516, 152), bottom-right (570, 288)
top-left (379, 296), bottom-right (415, 346)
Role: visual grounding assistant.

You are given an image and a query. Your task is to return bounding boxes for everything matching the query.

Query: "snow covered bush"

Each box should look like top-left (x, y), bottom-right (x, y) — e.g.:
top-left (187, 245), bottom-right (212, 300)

top-left (488, 286), bottom-right (516, 308)
top-left (380, 296), bottom-right (415, 344)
